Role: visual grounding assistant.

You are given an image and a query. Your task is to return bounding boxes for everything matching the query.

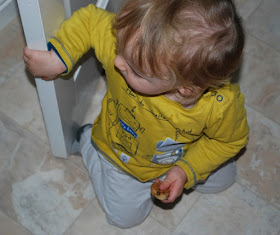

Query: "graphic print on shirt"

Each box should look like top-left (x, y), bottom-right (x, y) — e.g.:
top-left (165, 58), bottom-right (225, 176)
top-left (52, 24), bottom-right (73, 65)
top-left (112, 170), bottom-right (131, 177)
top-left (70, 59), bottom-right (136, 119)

top-left (124, 87), bottom-right (168, 121)
top-left (107, 98), bottom-right (145, 157)
top-left (107, 88), bottom-right (189, 164)
top-left (151, 138), bottom-right (186, 164)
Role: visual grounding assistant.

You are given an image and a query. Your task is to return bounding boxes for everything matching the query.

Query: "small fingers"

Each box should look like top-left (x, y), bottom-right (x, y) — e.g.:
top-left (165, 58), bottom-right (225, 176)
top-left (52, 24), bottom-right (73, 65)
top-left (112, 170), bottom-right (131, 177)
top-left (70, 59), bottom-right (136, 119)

top-left (41, 76), bottom-right (55, 81)
top-left (23, 48), bottom-right (29, 63)
top-left (155, 178), bottom-right (162, 183)
top-left (23, 47), bottom-right (32, 59)
top-left (161, 182), bottom-right (183, 203)
top-left (23, 56), bottom-right (30, 67)
top-left (160, 178), bottom-right (172, 191)
top-left (162, 189), bottom-right (176, 203)
top-left (23, 48), bottom-right (33, 69)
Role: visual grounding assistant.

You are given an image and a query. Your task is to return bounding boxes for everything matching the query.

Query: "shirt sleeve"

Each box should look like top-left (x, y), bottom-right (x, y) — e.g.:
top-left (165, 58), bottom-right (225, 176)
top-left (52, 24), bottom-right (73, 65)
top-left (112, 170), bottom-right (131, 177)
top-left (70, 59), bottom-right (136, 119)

top-left (47, 4), bottom-right (115, 75)
top-left (176, 85), bottom-right (250, 189)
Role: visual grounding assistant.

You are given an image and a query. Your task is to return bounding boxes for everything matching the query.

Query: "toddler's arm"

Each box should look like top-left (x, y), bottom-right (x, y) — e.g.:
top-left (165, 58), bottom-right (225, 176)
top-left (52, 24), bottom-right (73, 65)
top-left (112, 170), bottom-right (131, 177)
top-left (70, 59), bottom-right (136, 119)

top-left (23, 47), bottom-right (66, 80)
top-left (175, 85), bottom-right (249, 190)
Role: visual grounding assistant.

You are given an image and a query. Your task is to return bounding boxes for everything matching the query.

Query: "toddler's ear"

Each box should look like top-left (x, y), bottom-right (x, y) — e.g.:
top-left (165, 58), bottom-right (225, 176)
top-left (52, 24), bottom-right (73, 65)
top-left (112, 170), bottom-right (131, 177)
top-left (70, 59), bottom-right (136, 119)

top-left (178, 87), bottom-right (194, 96)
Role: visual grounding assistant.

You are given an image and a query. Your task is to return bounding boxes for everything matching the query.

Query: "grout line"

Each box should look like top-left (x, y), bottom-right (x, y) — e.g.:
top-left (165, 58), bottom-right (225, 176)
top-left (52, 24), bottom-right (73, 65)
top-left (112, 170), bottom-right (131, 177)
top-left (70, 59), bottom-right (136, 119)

top-left (244, 103), bottom-right (280, 126)
top-left (174, 192), bottom-right (202, 228)
top-left (0, 62), bottom-right (25, 87)
top-left (2, 61), bottom-right (24, 75)
top-left (243, 0), bottom-right (264, 21)
top-left (235, 182), bottom-right (280, 210)
top-left (8, 139), bottom-right (22, 169)
top-left (150, 192), bottom-right (203, 232)
top-left (62, 198), bottom-right (97, 235)
top-left (242, 0), bottom-right (280, 54)
top-left (0, 210), bottom-right (33, 235)
top-left (244, 31), bottom-right (280, 54)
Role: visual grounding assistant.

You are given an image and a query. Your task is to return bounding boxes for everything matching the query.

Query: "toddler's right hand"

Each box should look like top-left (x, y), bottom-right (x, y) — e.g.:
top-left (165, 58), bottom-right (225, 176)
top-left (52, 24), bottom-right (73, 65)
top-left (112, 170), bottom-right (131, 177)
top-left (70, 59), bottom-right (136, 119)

top-left (23, 47), bottom-right (66, 80)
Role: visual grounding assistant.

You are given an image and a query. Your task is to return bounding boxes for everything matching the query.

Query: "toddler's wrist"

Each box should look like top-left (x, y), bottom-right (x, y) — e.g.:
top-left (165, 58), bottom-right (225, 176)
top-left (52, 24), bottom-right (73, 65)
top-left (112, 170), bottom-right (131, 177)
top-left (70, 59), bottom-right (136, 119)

top-left (50, 49), bottom-right (67, 75)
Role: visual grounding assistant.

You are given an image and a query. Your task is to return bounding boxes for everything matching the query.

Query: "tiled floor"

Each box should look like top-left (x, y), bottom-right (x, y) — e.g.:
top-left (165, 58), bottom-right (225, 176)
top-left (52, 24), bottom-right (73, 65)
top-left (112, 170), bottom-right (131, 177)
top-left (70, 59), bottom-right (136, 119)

top-left (0, 0), bottom-right (279, 234)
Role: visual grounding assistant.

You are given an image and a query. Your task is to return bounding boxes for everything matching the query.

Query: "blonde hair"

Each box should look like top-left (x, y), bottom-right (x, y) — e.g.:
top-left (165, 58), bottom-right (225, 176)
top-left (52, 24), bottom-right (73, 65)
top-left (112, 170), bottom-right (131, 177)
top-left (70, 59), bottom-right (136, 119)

top-left (114, 0), bottom-right (245, 89)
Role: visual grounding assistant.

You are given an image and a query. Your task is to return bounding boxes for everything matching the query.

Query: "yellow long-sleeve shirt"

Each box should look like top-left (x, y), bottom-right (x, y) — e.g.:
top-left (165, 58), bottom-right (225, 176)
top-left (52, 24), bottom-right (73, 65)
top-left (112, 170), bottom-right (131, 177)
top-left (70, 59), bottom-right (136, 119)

top-left (48, 4), bottom-right (249, 189)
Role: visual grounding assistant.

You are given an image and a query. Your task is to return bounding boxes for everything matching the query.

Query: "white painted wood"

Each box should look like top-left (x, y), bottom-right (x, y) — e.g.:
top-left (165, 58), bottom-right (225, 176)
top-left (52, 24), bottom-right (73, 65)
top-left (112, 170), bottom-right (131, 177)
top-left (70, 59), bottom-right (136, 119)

top-left (73, 65), bottom-right (82, 82)
top-left (63, 0), bottom-right (71, 19)
top-left (17, 0), bottom-right (68, 157)
top-left (96, 0), bottom-right (109, 9)
top-left (17, 0), bottom-right (122, 158)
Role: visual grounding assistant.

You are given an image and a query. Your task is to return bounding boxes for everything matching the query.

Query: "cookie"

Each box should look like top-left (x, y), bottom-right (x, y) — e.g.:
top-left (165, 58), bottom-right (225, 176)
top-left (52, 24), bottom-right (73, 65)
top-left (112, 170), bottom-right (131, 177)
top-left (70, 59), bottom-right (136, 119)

top-left (150, 182), bottom-right (170, 200)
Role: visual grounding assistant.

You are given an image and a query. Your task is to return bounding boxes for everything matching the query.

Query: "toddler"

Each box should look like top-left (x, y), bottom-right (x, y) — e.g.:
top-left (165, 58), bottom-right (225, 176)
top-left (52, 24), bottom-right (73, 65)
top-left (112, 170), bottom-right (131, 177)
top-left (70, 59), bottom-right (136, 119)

top-left (23, 0), bottom-right (249, 228)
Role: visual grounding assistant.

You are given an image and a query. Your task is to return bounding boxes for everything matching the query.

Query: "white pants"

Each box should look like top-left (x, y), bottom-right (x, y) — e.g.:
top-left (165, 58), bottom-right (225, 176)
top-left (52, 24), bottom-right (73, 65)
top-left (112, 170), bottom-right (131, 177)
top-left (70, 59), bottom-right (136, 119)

top-left (80, 128), bottom-right (237, 228)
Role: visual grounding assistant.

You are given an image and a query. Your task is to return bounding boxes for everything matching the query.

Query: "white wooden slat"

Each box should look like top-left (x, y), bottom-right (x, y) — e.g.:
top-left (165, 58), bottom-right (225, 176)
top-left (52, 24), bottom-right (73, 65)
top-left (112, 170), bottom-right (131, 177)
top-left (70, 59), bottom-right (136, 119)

top-left (17, 0), bottom-right (68, 157)
top-left (96, 0), bottom-right (109, 9)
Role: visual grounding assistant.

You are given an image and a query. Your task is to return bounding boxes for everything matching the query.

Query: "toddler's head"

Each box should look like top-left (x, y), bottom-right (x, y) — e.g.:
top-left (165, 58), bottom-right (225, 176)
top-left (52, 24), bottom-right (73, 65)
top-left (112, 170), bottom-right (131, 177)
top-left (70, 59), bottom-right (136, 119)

top-left (114, 0), bottom-right (245, 93)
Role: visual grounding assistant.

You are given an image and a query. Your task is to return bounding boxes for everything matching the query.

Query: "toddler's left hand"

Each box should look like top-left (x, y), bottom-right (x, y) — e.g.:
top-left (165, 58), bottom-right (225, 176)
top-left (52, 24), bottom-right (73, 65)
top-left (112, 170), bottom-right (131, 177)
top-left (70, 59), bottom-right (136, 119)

top-left (158, 165), bottom-right (187, 203)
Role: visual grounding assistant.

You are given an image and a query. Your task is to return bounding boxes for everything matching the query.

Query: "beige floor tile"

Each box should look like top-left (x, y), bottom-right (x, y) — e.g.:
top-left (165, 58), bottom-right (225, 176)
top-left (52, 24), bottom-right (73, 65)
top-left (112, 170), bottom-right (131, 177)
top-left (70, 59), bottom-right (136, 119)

top-left (68, 154), bottom-right (87, 172)
top-left (244, 0), bottom-right (280, 51)
top-left (0, 111), bottom-right (49, 220)
top-left (236, 105), bottom-right (280, 208)
top-left (0, 111), bottom-right (95, 234)
top-left (0, 17), bottom-right (25, 78)
top-left (174, 183), bottom-right (280, 235)
top-left (0, 62), bottom-right (48, 143)
top-left (235, 0), bottom-right (262, 20)
top-left (82, 76), bottom-right (106, 125)
top-left (0, 1), bottom-right (279, 235)
top-left (0, 113), bottom-right (21, 172)
top-left (65, 199), bottom-right (171, 235)
top-left (0, 211), bottom-right (32, 235)
top-left (11, 154), bottom-right (95, 235)
top-left (238, 34), bottom-right (280, 125)
top-left (149, 190), bottom-right (200, 230)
